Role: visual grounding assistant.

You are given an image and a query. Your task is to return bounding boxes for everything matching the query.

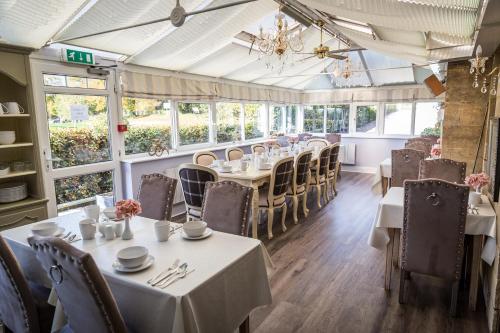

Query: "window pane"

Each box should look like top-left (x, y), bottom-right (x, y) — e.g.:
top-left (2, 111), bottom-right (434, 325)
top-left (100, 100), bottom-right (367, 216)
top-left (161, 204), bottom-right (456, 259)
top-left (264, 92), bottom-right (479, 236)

top-left (67, 76), bottom-right (87, 88)
top-left (285, 105), bottom-right (297, 133)
top-left (55, 170), bottom-right (114, 213)
top-left (43, 74), bottom-right (106, 89)
top-left (326, 105), bottom-right (349, 133)
top-left (88, 78), bottom-right (107, 89)
top-left (355, 105), bottom-right (377, 133)
top-left (216, 103), bottom-right (241, 143)
top-left (122, 97), bottom-right (171, 155)
top-left (244, 103), bottom-right (265, 139)
top-left (43, 74), bottom-right (66, 87)
top-left (303, 105), bottom-right (324, 133)
top-left (270, 106), bottom-right (283, 134)
top-left (415, 102), bottom-right (442, 136)
top-left (383, 103), bottom-right (412, 135)
top-left (178, 102), bottom-right (210, 146)
top-left (45, 94), bottom-right (111, 168)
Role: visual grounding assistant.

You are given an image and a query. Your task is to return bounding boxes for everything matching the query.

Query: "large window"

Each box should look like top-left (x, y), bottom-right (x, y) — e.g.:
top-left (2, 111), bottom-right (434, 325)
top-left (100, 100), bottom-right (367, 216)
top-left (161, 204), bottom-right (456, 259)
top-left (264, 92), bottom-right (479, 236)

top-left (216, 103), bottom-right (242, 143)
top-left (122, 97), bottom-right (171, 155)
top-left (177, 102), bottom-right (210, 146)
top-left (355, 105), bottom-right (377, 133)
top-left (326, 105), bottom-right (349, 133)
top-left (303, 105), bottom-right (325, 133)
top-left (244, 103), bottom-right (265, 139)
top-left (383, 103), bottom-right (413, 135)
top-left (270, 105), bottom-right (283, 134)
top-left (415, 102), bottom-right (442, 136)
top-left (285, 105), bottom-right (298, 133)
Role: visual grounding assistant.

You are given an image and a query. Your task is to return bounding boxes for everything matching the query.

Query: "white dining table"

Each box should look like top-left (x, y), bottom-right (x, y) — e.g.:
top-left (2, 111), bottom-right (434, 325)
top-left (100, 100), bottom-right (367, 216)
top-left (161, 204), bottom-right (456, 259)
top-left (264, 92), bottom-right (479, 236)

top-left (371, 157), bottom-right (391, 195)
top-left (1, 212), bottom-right (273, 333)
top-left (368, 186), bottom-right (497, 310)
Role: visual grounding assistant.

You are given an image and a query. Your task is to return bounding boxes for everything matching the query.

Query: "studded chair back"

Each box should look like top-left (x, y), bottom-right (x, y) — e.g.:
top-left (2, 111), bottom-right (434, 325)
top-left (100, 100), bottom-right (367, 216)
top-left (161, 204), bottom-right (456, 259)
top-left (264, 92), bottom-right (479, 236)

top-left (419, 159), bottom-right (466, 184)
top-left (178, 163), bottom-right (218, 214)
top-left (402, 179), bottom-right (469, 280)
top-left (201, 181), bottom-right (253, 236)
top-left (293, 151), bottom-right (313, 192)
top-left (325, 133), bottom-right (341, 144)
top-left (405, 140), bottom-right (432, 156)
top-left (137, 173), bottom-right (177, 221)
top-left (391, 149), bottom-right (425, 187)
top-left (225, 147), bottom-right (244, 161)
top-left (306, 138), bottom-right (329, 148)
top-left (328, 143), bottom-right (340, 173)
top-left (193, 151), bottom-right (217, 166)
top-left (0, 234), bottom-right (40, 333)
top-left (28, 237), bottom-right (127, 333)
top-left (251, 144), bottom-right (266, 154)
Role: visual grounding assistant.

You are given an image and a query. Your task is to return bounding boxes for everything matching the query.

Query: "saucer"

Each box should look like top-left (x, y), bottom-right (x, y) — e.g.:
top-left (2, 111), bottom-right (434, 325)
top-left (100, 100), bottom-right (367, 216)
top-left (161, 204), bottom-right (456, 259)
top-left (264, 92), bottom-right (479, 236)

top-left (31, 227), bottom-right (65, 238)
top-left (113, 255), bottom-right (155, 273)
top-left (181, 228), bottom-right (213, 240)
top-left (217, 168), bottom-right (232, 173)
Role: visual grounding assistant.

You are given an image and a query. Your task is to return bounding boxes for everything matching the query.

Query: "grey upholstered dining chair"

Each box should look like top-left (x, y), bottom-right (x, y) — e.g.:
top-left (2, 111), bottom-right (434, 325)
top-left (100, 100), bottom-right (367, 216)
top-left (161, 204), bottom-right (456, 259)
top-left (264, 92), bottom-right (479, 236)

top-left (201, 181), bottom-right (253, 236)
top-left (326, 143), bottom-right (340, 200)
top-left (325, 133), bottom-right (341, 144)
top-left (251, 144), bottom-right (266, 154)
top-left (419, 159), bottom-right (466, 184)
top-left (286, 150), bottom-right (312, 224)
top-left (400, 179), bottom-right (469, 316)
top-left (259, 156), bottom-right (294, 239)
top-left (405, 140), bottom-right (432, 156)
top-left (391, 149), bottom-right (426, 187)
top-left (28, 237), bottom-right (128, 332)
top-left (193, 150), bottom-right (218, 166)
top-left (225, 147), bottom-right (244, 161)
top-left (0, 234), bottom-right (54, 333)
top-left (137, 173), bottom-right (177, 221)
top-left (178, 163), bottom-right (218, 221)
top-left (309, 145), bottom-right (331, 208)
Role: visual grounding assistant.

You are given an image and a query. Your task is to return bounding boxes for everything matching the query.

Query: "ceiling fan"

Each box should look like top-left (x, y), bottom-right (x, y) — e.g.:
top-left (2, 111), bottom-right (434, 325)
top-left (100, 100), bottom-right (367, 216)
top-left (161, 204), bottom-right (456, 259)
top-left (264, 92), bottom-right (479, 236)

top-left (295, 21), bottom-right (347, 62)
top-left (49, 0), bottom-right (258, 45)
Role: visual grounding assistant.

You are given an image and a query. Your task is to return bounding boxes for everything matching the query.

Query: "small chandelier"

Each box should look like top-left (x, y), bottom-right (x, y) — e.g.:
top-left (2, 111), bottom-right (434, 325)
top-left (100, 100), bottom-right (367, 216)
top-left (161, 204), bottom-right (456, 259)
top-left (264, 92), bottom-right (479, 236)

top-left (469, 45), bottom-right (498, 96)
top-left (255, 7), bottom-right (304, 72)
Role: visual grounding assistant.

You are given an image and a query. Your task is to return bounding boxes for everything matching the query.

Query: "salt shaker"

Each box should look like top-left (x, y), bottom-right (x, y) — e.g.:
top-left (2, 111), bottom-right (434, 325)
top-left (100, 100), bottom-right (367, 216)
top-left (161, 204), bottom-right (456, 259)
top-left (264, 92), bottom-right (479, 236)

top-left (104, 224), bottom-right (115, 240)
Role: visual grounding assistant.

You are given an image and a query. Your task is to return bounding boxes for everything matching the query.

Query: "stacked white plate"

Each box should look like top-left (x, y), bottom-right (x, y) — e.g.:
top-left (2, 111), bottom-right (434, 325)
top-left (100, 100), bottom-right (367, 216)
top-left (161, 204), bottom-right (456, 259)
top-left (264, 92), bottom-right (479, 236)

top-left (0, 182), bottom-right (28, 203)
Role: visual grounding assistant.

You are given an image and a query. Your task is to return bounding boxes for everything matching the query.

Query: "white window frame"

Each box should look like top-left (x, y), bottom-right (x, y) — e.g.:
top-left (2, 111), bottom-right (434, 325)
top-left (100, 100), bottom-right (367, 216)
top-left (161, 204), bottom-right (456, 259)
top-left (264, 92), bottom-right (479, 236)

top-left (381, 102), bottom-right (414, 137)
top-left (175, 100), bottom-right (214, 151)
top-left (285, 104), bottom-right (299, 134)
top-left (324, 103), bottom-right (351, 135)
top-left (214, 101), bottom-right (243, 144)
top-left (351, 102), bottom-right (381, 136)
top-left (302, 104), bottom-right (326, 134)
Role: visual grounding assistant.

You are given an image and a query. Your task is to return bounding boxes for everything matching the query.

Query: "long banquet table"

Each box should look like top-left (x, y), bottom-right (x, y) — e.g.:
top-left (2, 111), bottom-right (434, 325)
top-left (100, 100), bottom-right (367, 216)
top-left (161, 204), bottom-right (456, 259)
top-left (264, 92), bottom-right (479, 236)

top-left (368, 186), bottom-right (497, 310)
top-left (1, 212), bottom-right (273, 333)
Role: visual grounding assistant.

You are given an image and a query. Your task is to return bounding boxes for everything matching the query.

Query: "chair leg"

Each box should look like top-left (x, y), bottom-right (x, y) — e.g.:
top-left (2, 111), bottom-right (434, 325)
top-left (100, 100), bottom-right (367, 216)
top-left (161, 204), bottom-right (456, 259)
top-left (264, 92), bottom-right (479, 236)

top-left (267, 207), bottom-right (274, 239)
top-left (322, 183), bottom-right (328, 204)
top-left (399, 269), bottom-right (406, 304)
top-left (239, 316), bottom-right (250, 333)
top-left (302, 192), bottom-right (309, 217)
top-left (281, 204), bottom-right (287, 232)
top-left (450, 280), bottom-right (459, 317)
top-left (316, 184), bottom-right (322, 208)
top-left (325, 178), bottom-right (331, 202)
top-left (291, 195), bottom-right (299, 224)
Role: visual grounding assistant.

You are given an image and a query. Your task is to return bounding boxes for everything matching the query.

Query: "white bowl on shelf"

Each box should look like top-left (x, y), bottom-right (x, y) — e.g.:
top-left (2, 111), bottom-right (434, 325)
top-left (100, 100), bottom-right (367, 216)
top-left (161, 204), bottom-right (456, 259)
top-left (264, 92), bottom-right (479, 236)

top-left (0, 131), bottom-right (15, 145)
top-left (0, 164), bottom-right (9, 177)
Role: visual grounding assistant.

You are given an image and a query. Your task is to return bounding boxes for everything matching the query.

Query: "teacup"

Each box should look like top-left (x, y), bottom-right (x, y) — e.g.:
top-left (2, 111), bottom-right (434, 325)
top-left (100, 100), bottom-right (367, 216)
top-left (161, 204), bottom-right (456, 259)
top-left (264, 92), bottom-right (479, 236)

top-left (104, 225), bottom-right (115, 240)
top-left (2, 102), bottom-right (24, 114)
top-left (183, 220), bottom-right (207, 237)
top-left (83, 204), bottom-right (100, 221)
top-left (240, 160), bottom-right (249, 171)
top-left (215, 159), bottom-right (225, 167)
top-left (79, 218), bottom-right (96, 240)
top-left (31, 222), bottom-right (58, 237)
top-left (154, 220), bottom-right (171, 242)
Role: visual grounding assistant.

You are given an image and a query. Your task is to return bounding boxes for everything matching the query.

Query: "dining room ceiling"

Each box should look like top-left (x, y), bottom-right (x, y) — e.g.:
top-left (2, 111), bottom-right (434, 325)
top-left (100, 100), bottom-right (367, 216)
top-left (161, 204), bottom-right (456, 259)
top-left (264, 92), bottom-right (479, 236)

top-left (0, 0), bottom-right (493, 90)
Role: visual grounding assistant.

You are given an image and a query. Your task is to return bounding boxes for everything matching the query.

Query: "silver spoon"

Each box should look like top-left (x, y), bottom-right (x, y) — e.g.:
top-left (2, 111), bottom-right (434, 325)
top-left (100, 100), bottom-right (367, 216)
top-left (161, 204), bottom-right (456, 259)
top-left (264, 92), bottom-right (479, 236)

top-left (156, 263), bottom-right (188, 288)
top-left (161, 269), bottom-right (195, 289)
top-left (148, 259), bottom-right (180, 285)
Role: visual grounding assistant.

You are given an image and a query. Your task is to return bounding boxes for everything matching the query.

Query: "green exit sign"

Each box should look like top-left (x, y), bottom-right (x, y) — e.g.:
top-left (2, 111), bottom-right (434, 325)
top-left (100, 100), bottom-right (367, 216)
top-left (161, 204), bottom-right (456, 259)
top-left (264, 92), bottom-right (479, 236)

top-left (62, 48), bottom-right (95, 65)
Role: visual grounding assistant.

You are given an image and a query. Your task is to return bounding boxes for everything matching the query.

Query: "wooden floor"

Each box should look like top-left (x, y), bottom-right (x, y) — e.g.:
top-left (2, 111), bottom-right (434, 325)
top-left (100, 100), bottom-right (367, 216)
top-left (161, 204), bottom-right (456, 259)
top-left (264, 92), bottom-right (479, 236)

top-left (251, 172), bottom-right (489, 333)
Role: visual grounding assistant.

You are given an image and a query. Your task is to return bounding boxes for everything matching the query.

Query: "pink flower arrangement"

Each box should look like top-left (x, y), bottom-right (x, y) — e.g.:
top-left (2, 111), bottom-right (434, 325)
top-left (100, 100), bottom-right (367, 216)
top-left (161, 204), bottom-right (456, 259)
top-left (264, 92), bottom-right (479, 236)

top-left (115, 199), bottom-right (142, 219)
top-left (465, 172), bottom-right (490, 192)
top-left (431, 146), bottom-right (441, 158)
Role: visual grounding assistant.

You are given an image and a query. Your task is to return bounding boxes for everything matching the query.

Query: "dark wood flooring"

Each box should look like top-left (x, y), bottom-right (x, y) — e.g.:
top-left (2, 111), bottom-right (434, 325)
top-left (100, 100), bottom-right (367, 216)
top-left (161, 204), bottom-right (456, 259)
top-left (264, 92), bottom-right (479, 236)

top-left (251, 172), bottom-right (489, 333)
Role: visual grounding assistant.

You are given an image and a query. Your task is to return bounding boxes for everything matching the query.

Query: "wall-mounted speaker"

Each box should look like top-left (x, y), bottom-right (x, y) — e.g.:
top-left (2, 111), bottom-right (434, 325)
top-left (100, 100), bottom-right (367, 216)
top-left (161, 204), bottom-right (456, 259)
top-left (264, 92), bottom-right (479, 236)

top-left (424, 74), bottom-right (446, 96)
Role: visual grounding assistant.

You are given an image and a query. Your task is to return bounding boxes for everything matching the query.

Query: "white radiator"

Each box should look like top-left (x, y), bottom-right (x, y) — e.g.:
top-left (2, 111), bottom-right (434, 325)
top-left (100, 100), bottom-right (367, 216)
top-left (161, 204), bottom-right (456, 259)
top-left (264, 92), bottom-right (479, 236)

top-left (339, 143), bottom-right (356, 165)
top-left (163, 167), bottom-right (185, 205)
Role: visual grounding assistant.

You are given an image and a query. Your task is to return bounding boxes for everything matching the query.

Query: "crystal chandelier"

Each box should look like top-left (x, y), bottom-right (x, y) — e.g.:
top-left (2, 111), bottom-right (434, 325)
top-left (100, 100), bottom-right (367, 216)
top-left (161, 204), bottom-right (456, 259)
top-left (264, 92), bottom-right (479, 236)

top-left (255, 7), bottom-right (304, 72)
top-left (330, 56), bottom-right (362, 86)
top-left (469, 45), bottom-right (498, 96)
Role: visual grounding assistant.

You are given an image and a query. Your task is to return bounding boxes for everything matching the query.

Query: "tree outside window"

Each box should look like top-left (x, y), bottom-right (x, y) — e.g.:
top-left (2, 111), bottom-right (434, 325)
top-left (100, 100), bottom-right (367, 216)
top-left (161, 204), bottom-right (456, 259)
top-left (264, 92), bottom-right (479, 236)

top-left (216, 103), bottom-right (241, 143)
top-left (178, 102), bottom-right (210, 145)
top-left (303, 105), bottom-right (325, 133)
top-left (326, 105), bottom-right (349, 133)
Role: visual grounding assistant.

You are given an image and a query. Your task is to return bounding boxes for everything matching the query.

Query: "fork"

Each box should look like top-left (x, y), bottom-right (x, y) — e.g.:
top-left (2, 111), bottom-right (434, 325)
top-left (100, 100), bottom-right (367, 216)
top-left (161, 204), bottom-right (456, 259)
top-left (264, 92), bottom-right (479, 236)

top-left (160, 269), bottom-right (195, 289)
top-left (148, 259), bottom-right (180, 285)
top-left (155, 263), bottom-right (188, 287)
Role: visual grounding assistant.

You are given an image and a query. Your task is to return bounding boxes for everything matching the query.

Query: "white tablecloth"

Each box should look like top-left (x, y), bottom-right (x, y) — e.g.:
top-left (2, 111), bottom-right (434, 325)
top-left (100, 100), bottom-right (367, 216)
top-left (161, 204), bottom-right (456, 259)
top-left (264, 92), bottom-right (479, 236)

top-left (1, 213), bottom-right (272, 333)
top-left (371, 158), bottom-right (391, 194)
top-left (368, 187), bottom-right (497, 265)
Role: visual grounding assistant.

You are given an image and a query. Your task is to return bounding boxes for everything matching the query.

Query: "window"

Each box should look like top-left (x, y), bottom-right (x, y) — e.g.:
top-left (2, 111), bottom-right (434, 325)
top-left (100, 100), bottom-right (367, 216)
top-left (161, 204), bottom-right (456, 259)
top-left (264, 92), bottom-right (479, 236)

top-left (43, 74), bottom-right (106, 89)
top-left (383, 103), bottom-right (413, 135)
top-left (285, 105), bottom-right (298, 133)
top-left (326, 105), bottom-right (349, 133)
top-left (122, 97), bottom-right (171, 155)
top-left (177, 102), bottom-right (210, 146)
top-left (415, 102), bottom-right (442, 136)
top-left (216, 103), bottom-right (242, 143)
top-left (270, 105), bottom-right (283, 134)
top-left (244, 103), bottom-right (265, 139)
top-left (45, 93), bottom-right (111, 168)
top-left (303, 105), bottom-right (325, 133)
top-left (355, 105), bottom-right (377, 133)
